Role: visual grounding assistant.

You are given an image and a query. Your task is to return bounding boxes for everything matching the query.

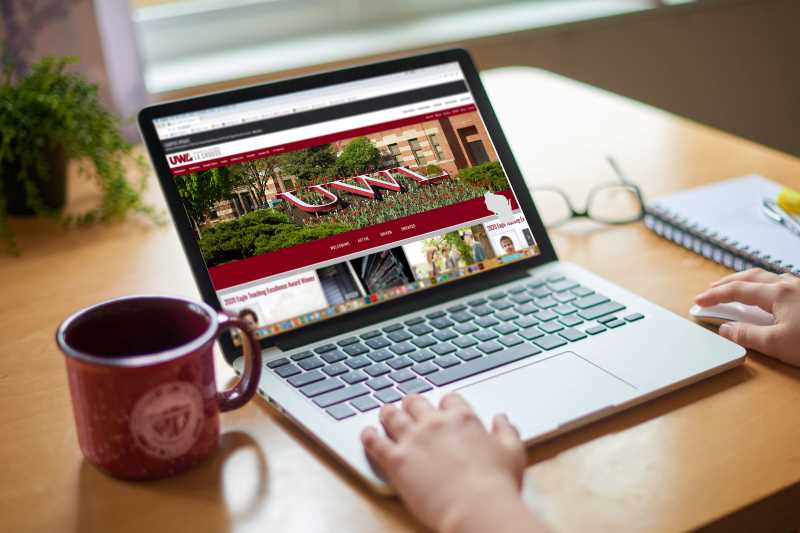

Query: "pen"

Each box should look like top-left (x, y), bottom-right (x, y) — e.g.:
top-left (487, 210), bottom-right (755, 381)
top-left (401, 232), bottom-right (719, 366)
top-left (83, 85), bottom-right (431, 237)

top-left (762, 198), bottom-right (800, 239)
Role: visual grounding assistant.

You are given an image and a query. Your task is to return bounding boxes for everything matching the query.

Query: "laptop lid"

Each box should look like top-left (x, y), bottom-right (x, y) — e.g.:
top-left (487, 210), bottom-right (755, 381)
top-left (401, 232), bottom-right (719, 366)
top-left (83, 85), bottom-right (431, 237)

top-left (138, 49), bottom-right (557, 364)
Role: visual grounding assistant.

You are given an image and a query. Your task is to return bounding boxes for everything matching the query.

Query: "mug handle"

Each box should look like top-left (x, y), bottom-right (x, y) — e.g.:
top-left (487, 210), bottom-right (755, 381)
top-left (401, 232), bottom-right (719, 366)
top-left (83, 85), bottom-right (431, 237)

top-left (215, 312), bottom-right (263, 412)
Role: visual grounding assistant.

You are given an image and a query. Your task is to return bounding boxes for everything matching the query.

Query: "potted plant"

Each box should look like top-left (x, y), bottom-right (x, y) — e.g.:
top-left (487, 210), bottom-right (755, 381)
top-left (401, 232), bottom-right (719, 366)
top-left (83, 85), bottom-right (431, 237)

top-left (0, 56), bottom-right (158, 252)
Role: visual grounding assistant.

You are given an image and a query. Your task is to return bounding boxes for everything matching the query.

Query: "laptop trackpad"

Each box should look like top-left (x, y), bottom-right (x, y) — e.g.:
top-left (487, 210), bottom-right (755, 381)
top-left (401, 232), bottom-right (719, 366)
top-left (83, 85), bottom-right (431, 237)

top-left (456, 351), bottom-right (636, 439)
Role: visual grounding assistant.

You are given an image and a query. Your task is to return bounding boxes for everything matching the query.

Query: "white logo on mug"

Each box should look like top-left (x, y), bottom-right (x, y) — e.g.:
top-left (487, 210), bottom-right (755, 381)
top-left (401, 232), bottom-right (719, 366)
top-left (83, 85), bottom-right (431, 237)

top-left (131, 381), bottom-right (204, 460)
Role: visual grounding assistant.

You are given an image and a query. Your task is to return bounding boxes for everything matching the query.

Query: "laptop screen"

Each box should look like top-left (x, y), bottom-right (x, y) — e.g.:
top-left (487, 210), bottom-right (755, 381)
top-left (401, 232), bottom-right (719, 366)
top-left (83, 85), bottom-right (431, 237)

top-left (153, 61), bottom-right (541, 340)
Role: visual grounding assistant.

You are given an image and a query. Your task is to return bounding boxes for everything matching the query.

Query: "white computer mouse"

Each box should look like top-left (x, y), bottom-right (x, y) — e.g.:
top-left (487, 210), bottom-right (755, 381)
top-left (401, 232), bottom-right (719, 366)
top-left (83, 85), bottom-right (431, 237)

top-left (689, 302), bottom-right (775, 327)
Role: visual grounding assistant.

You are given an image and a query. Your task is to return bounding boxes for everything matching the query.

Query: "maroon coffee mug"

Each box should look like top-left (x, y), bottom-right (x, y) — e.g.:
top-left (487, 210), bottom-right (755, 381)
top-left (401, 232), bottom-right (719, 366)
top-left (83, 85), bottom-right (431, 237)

top-left (55, 295), bottom-right (262, 480)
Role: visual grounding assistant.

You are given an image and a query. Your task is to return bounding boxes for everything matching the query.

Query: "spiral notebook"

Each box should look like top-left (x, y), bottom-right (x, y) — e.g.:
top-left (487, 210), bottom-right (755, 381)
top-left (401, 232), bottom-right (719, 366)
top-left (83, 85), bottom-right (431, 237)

top-left (644, 175), bottom-right (800, 275)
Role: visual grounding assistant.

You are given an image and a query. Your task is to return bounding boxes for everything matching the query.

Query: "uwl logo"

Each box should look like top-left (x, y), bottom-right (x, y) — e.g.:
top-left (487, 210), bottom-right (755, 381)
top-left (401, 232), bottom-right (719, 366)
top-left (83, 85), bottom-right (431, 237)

top-left (168, 153), bottom-right (193, 165)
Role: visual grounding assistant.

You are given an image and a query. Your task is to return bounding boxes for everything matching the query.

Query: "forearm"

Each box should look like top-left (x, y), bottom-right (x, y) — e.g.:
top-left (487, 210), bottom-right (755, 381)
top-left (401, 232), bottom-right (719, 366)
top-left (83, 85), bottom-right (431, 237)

top-left (440, 482), bottom-right (550, 533)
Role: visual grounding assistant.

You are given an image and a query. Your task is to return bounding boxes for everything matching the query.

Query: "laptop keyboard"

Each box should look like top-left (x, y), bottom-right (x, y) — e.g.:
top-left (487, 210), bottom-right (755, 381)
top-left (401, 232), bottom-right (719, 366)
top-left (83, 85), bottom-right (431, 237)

top-left (265, 275), bottom-right (645, 421)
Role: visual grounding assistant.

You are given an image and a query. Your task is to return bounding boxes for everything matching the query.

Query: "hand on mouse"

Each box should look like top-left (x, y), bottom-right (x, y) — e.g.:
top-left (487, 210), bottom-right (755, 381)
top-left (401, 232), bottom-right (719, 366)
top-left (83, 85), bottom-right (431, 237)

top-left (361, 393), bottom-right (548, 533)
top-left (695, 268), bottom-right (800, 366)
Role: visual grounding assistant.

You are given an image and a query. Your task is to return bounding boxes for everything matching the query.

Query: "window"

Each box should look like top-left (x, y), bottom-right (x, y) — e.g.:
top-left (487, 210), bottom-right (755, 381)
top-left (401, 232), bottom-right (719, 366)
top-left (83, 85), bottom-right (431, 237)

top-left (387, 143), bottom-right (401, 165)
top-left (428, 133), bottom-right (444, 161)
top-left (408, 138), bottom-right (427, 166)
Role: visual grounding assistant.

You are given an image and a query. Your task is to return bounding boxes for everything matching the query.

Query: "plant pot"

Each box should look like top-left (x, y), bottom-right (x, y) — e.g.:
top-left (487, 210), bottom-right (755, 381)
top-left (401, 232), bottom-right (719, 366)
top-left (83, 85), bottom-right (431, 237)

top-left (2, 147), bottom-right (67, 216)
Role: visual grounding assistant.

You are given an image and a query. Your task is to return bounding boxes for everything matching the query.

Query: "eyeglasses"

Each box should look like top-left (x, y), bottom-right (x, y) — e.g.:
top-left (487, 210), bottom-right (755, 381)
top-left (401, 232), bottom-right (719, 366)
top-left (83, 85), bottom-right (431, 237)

top-left (532, 157), bottom-right (646, 228)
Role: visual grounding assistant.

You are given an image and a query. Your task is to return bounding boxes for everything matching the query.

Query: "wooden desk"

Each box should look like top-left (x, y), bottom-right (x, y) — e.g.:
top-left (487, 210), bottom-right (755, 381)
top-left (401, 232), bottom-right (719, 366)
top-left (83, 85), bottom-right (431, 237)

top-left (2, 68), bottom-right (799, 533)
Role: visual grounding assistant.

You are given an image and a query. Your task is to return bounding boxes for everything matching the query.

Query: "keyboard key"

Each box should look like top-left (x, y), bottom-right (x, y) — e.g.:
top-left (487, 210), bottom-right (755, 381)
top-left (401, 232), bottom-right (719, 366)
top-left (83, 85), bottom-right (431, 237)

top-left (364, 363), bottom-right (391, 377)
top-left (458, 347), bottom-right (483, 361)
top-left (383, 323), bottom-right (404, 332)
top-left (404, 317), bottom-right (425, 326)
top-left (412, 361), bottom-right (440, 375)
top-left (447, 304), bottom-right (468, 313)
top-left (387, 356), bottom-right (413, 369)
top-left (533, 309), bottom-right (558, 322)
top-left (586, 325), bottom-right (607, 335)
top-left (494, 310), bottom-right (519, 322)
top-left (411, 335), bottom-right (436, 348)
top-left (288, 369), bottom-right (325, 387)
top-left (527, 279), bottom-right (546, 289)
top-left (341, 370), bottom-right (368, 384)
top-left (326, 404), bottom-right (356, 420)
top-left (454, 323), bottom-right (479, 335)
top-left (573, 293), bottom-right (610, 310)
top-left (366, 337), bottom-right (391, 350)
top-left (389, 368), bottom-right (416, 383)
top-left (490, 300), bottom-right (514, 311)
top-left (450, 311), bottom-right (474, 323)
top-left (554, 304), bottom-right (577, 315)
top-left (323, 362), bottom-right (349, 376)
top-left (571, 286), bottom-right (594, 297)
top-left (598, 315), bottom-right (619, 324)
top-left (474, 329), bottom-right (498, 342)
top-left (546, 274), bottom-right (565, 282)
top-left (337, 336), bottom-right (359, 347)
top-left (351, 395), bottom-right (380, 412)
top-left (344, 343), bottom-right (369, 356)
top-left (409, 324), bottom-right (434, 336)
top-left (360, 329), bottom-right (382, 340)
top-left (291, 350), bottom-right (314, 361)
top-left (428, 343), bottom-right (543, 387)
top-left (367, 348), bottom-right (394, 362)
top-left (471, 305), bottom-right (494, 317)
top-left (578, 301), bottom-right (626, 320)
top-left (530, 287), bottom-right (551, 298)
top-left (430, 317), bottom-right (455, 329)
top-left (409, 349), bottom-right (435, 363)
top-left (519, 327), bottom-right (544, 341)
top-left (605, 318), bottom-right (626, 328)
top-left (375, 388), bottom-right (403, 403)
top-left (534, 297), bottom-right (558, 309)
top-left (431, 342), bottom-right (457, 355)
top-left (267, 357), bottom-right (290, 369)
top-left (507, 284), bottom-right (527, 294)
top-left (539, 321), bottom-right (564, 334)
top-left (559, 315), bottom-right (584, 327)
top-left (624, 313), bottom-right (644, 322)
top-left (467, 297), bottom-right (488, 306)
top-left (553, 292), bottom-right (577, 303)
top-left (345, 355), bottom-right (371, 369)
top-left (559, 328), bottom-right (588, 342)
top-left (475, 316), bottom-right (500, 328)
top-left (390, 342), bottom-right (416, 355)
top-left (453, 336), bottom-right (478, 349)
top-left (300, 378), bottom-right (343, 398)
top-left (494, 323), bottom-right (519, 335)
top-left (399, 379), bottom-right (433, 395)
top-left (388, 330), bottom-right (412, 343)
top-left (321, 350), bottom-right (347, 364)
top-left (275, 363), bottom-right (301, 378)
top-left (433, 329), bottom-right (457, 342)
top-left (548, 279), bottom-right (579, 292)
top-left (314, 344), bottom-right (337, 353)
top-left (314, 384), bottom-right (369, 408)
top-left (516, 303), bottom-right (538, 315)
top-left (488, 291), bottom-right (506, 300)
top-left (515, 316), bottom-right (538, 329)
top-left (510, 293), bottom-right (532, 305)
top-left (426, 310), bottom-right (447, 320)
top-left (477, 341), bottom-right (503, 354)
top-left (366, 376), bottom-right (393, 390)
top-left (498, 334), bottom-right (524, 347)
top-left (533, 335), bottom-right (568, 351)
top-left (435, 354), bottom-right (461, 368)
top-left (298, 357), bottom-right (324, 371)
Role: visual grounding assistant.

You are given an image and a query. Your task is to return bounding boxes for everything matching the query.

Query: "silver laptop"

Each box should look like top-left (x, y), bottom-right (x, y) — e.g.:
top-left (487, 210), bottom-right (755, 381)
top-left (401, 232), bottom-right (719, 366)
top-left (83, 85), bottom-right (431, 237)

top-left (138, 49), bottom-right (745, 493)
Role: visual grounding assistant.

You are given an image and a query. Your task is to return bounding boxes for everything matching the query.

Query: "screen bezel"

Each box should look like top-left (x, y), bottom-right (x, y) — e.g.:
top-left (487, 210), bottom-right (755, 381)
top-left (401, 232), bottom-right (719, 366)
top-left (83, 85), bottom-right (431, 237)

top-left (137, 48), bottom-right (558, 364)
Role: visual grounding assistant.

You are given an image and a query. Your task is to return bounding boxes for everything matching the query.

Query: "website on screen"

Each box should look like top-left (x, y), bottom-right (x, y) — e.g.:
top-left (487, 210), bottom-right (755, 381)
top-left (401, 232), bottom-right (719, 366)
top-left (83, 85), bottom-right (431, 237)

top-left (154, 62), bottom-right (541, 339)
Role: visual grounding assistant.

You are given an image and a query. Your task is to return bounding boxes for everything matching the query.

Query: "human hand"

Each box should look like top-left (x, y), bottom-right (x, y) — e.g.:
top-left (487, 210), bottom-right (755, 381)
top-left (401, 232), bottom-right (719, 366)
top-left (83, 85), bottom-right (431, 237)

top-left (695, 269), bottom-right (800, 366)
top-left (361, 393), bottom-right (548, 533)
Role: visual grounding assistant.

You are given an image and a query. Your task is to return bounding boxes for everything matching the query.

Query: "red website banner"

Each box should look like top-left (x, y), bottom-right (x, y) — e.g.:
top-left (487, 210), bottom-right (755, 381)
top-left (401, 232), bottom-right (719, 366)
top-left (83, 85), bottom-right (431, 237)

top-left (210, 189), bottom-right (518, 290)
top-left (169, 104), bottom-right (477, 175)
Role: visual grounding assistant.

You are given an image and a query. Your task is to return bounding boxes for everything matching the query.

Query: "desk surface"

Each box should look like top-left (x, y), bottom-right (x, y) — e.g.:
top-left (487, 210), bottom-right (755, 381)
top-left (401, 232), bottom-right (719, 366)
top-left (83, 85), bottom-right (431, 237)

top-left (2, 67), bottom-right (800, 533)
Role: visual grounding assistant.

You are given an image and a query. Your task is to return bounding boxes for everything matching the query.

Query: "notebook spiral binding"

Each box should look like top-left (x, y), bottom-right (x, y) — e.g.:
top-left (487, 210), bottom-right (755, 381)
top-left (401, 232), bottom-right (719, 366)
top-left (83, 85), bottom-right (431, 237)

top-left (644, 205), bottom-right (800, 276)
